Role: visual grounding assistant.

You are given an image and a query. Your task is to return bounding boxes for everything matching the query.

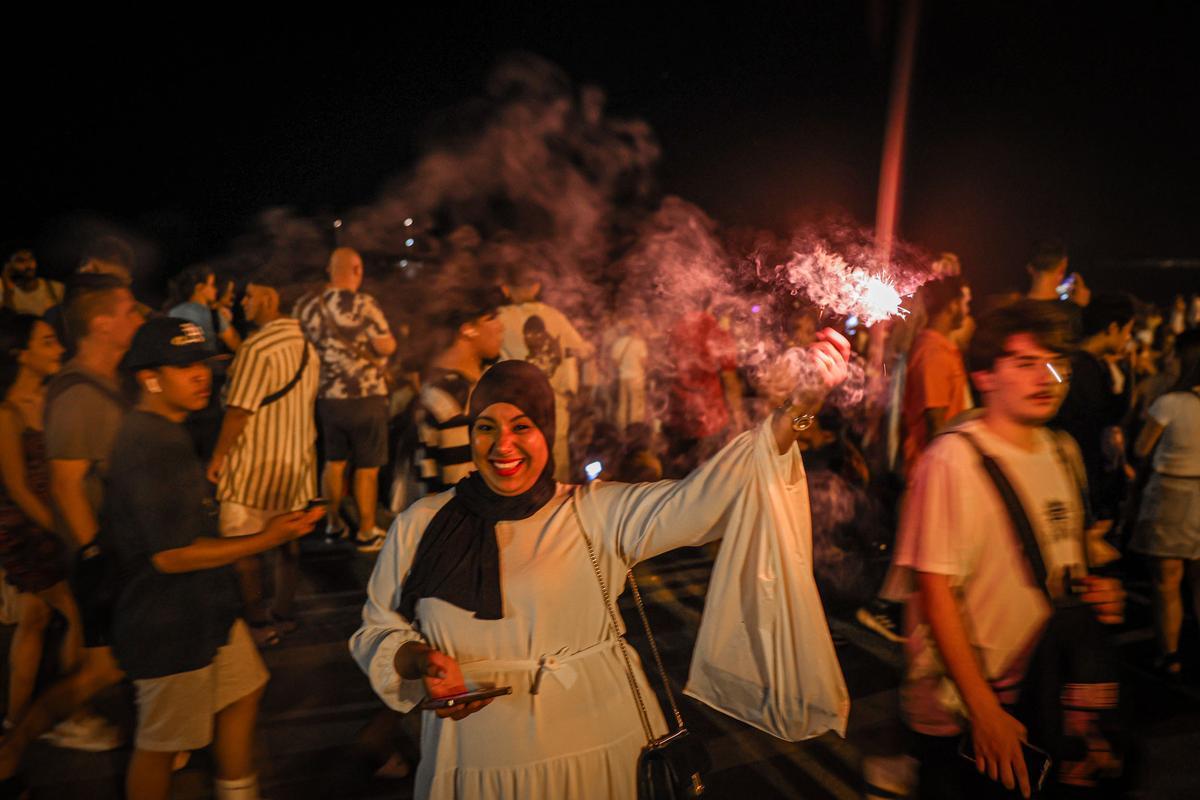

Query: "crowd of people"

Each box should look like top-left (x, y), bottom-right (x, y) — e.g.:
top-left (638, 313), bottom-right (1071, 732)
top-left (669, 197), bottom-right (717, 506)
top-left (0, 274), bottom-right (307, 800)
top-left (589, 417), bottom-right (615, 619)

top-left (0, 234), bottom-right (1197, 799)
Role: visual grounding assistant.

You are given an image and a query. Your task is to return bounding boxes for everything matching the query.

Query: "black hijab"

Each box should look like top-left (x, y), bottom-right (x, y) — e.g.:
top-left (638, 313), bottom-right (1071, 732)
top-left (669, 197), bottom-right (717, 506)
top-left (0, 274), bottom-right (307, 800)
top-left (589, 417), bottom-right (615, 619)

top-left (398, 360), bottom-right (558, 621)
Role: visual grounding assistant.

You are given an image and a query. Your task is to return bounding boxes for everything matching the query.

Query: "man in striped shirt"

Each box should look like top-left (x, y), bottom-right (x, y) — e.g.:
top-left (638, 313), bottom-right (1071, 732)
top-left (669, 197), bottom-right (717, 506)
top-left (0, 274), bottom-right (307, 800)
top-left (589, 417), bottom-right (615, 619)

top-left (416, 286), bottom-right (505, 493)
top-left (207, 269), bottom-right (319, 646)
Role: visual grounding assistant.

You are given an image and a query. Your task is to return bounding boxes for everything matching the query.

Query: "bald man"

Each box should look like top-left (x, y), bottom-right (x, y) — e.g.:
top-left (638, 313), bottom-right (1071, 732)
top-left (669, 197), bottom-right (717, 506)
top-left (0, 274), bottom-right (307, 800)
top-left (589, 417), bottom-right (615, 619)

top-left (294, 248), bottom-right (396, 552)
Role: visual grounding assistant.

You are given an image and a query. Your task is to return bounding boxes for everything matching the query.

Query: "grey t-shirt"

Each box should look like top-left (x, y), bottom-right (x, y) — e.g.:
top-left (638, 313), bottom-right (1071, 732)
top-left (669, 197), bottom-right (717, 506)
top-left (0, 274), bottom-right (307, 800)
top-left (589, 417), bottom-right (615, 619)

top-left (44, 362), bottom-right (127, 553)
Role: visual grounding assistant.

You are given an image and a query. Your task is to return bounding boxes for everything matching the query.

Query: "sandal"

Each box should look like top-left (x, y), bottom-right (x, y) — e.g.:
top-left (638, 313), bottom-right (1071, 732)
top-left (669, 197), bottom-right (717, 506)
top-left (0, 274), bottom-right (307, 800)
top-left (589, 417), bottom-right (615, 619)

top-left (247, 620), bottom-right (281, 648)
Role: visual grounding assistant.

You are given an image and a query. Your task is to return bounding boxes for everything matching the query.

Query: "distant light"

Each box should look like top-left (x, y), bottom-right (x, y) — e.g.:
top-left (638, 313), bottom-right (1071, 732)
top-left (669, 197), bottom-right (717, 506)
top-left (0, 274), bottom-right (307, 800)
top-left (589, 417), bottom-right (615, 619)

top-left (400, 260), bottom-right (409, 268)
top-left (332, 219), bottom-right (343, 229)
top-left (405, 238), bottom-right (415, 247)
top-left (750, 304), bottom-right (761, 314)
top-left (403, 217), bottom-right (414, 227)
top-left (584, 461), bottom-right (603, 481)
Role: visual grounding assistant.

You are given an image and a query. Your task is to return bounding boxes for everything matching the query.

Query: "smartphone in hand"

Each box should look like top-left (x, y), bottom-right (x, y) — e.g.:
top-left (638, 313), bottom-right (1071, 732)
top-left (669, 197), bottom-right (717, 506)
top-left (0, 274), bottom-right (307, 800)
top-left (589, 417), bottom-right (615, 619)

top-left (958, 733), bottom-right (1052, 794)
top-left (417, 686), bottom-right (512, 710)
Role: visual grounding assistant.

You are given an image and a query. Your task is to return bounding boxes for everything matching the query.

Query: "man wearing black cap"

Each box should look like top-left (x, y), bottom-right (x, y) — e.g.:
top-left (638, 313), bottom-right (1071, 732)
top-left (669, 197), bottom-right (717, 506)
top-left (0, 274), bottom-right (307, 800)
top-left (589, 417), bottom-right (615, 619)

top-left (103, 317), bottom-right (323, 800)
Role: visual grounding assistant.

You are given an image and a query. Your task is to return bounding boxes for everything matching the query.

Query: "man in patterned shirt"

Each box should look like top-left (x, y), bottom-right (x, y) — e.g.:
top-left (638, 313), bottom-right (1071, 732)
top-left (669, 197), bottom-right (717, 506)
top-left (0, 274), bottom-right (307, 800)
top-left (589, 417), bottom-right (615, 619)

top-left (208, 267), bottom-right (320, 644)
top-left (294, 248), bottom-right (395, 552)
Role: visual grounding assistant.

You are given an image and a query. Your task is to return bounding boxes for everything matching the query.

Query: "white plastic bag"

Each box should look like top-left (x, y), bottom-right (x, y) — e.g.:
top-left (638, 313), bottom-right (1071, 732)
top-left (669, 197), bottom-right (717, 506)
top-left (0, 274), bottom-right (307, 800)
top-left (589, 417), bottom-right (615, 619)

top-left (684, 422), bottom-right (850, 741)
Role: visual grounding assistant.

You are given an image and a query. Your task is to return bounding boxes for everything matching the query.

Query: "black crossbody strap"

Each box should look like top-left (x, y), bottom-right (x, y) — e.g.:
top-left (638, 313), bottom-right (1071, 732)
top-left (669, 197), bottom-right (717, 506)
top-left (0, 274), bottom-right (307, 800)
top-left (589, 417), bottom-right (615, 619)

top-left (951, 431), bottom-right (1052, 599)
top-left (260, 341), bottom-right (310, 407)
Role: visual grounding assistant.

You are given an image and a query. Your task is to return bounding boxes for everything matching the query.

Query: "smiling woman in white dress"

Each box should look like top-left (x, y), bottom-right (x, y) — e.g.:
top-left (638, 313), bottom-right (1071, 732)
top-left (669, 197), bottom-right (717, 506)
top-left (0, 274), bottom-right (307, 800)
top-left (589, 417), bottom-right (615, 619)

top-left (351, 330), bottom-right (850, 800)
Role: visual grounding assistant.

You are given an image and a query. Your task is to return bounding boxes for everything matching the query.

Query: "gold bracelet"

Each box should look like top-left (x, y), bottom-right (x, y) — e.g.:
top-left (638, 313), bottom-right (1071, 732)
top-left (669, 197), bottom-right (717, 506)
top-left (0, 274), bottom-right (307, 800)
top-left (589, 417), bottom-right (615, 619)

top-left (779, 405), bottom-right (815, 432)
top-left (790, 412), bottom-right (815, 432)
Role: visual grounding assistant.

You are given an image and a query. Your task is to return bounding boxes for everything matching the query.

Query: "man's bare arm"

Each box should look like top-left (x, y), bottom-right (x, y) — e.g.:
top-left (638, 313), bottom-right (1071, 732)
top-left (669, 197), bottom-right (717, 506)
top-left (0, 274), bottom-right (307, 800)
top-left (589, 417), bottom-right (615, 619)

top-left (370, 334), bottom-right (397, 357)
top-left (152, 509), bottom-right (322, 573)
top-left (917, 571), bottom-right (1031, 797)
top-left (49, 460), bottom-right (99, 547)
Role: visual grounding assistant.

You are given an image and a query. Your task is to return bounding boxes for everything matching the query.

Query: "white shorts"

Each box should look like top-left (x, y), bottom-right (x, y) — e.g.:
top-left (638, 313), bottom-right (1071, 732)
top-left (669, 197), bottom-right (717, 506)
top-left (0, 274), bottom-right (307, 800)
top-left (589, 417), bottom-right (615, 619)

top-left (133, 620), bottom-right (269, 752)
top-left (219, 502), bottom-right (290, 539)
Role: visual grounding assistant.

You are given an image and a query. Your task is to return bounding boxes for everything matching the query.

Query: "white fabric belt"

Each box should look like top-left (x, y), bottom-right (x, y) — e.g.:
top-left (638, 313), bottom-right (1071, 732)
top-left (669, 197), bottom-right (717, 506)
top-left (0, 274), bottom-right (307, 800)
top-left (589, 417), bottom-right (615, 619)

top-left (459, 639), bottom-right (618, 696)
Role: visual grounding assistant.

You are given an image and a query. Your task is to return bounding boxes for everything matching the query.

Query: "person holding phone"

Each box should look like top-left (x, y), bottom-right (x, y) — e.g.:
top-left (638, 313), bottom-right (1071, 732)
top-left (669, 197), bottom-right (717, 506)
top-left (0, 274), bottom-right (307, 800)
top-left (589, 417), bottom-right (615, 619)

top-left (103, 318), bottom-right (324, 800)
top-left (352, 335), bottom-right (851, 800)
top-left (207, 267), bottom-right (321, 646)
top-left (893, 302), bottom-right (1124, 799)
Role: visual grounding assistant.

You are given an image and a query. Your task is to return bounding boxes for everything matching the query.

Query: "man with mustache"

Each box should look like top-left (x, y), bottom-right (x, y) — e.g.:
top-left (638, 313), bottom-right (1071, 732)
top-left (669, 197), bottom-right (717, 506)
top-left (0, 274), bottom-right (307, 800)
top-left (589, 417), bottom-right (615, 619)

top-left (894, 300), bottom-right (1124, 799)
top-left (1, 248), bottom-right (63, 317)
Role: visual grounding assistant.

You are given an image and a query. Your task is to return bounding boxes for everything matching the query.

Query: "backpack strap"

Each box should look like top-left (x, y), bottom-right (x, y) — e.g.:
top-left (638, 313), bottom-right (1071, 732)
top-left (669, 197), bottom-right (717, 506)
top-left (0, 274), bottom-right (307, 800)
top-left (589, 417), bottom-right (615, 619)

top-left (949, 430), bottom-right (1052, 600)
top-left (259, 341), bottom-right (311, 407)
top-left (45, 371), bottom-right (130, 412)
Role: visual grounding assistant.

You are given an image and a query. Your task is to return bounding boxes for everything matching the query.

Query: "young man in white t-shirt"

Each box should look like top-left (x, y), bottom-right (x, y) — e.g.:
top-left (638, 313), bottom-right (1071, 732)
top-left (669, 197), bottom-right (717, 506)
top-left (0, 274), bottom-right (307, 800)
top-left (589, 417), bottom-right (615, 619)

top-left (894, 300), bottom-right (1125, 799)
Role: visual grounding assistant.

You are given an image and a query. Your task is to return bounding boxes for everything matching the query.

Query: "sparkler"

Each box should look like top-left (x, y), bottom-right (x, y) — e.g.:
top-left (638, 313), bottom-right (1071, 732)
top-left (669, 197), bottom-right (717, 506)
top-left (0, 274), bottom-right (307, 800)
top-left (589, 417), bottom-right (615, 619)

top-left (1046, 362), bottom-right (1065, 383)
top-left (783, 247), bottom-right (911, 326)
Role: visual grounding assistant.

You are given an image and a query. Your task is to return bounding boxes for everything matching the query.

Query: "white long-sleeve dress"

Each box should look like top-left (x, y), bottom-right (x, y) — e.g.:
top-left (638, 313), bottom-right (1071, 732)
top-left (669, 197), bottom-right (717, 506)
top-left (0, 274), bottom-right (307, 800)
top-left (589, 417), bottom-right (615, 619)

top-left (350, 420), bottom-right (817, 799)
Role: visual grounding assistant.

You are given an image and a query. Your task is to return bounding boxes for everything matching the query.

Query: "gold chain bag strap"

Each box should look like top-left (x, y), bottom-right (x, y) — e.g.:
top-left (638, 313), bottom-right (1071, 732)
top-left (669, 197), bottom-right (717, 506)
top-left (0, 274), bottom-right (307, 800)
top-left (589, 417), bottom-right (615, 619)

top-left (578, 523), bottom-right (708, 799)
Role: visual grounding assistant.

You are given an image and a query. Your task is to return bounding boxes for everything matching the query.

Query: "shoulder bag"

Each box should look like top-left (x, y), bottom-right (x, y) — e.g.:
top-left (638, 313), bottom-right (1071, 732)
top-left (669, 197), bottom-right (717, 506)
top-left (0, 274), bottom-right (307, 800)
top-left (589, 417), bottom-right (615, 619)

top-left (578, 525), bottom-right (710, 799)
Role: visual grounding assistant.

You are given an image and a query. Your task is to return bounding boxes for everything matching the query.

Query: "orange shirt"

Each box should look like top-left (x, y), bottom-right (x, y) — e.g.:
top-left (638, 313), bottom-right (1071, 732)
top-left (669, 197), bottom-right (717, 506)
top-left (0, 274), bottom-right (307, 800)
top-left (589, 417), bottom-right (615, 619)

top-left (902, 329), bottom-right (969, 476)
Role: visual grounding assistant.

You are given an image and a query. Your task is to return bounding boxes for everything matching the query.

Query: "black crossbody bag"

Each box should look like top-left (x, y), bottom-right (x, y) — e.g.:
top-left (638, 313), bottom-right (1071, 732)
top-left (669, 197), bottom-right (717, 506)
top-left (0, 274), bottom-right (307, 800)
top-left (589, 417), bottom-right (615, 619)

top-left (578, 525), bottom-right (710, 799)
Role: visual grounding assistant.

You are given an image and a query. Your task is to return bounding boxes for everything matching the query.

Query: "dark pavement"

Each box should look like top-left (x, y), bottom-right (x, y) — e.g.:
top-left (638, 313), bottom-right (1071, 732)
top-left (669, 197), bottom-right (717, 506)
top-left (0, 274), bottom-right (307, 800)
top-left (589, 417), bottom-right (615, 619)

top-left (5, 538), bottom-right (1200, 799)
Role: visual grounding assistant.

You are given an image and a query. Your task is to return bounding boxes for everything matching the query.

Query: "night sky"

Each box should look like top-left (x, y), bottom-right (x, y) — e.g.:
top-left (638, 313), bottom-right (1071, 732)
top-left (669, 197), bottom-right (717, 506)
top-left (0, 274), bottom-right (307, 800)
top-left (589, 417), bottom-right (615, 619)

top-left (7, 3), bottom-right (1198, 301)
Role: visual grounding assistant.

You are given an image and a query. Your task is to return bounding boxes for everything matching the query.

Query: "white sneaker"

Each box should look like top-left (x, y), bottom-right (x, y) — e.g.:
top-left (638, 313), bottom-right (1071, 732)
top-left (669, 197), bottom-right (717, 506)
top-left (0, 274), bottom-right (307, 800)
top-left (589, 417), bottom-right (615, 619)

top-left (39, 713), bottom-right (122, 752)
top-left (355, 528), bottom-right (387, 553)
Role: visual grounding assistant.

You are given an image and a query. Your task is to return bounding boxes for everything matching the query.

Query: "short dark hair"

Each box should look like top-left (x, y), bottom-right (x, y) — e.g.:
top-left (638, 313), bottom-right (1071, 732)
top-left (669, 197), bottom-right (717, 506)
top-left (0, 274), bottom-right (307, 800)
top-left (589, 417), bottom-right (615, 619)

top-left (63, 273), bottom-right (127, 346)
top-left (1081, 292), bottom-right (1136, 338)
top-left (921, 275), bottom-right (966, 318)
top-left (968, 299), bottom-right (1070, 373)
top-left (166, 264), bottom-right (215, 309)
top-left (1028, 239), bottom-right (1068, 273)
top-left (442, 286), bottom-right (506, 331)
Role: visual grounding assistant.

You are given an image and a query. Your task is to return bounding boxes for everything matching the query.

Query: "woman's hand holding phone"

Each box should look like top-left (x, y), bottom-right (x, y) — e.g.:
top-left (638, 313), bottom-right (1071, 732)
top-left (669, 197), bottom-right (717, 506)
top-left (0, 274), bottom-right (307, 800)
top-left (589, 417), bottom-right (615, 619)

top-left (419, 649), bottom-right (495, 721)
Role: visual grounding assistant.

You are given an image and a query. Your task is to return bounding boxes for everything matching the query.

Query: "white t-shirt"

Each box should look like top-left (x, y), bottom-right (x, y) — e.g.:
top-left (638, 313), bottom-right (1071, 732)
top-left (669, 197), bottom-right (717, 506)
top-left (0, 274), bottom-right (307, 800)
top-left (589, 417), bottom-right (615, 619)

top-left (1, 278), bottom-right (64, 316)
top-left (609, 334), bottom-right (647, 381)
top-left (893, 418), bottom-right (1087, 735)
top-left (1147, 390), bottom-right (1200, 476)
top-left (497, 301), bottom-right (594, 397)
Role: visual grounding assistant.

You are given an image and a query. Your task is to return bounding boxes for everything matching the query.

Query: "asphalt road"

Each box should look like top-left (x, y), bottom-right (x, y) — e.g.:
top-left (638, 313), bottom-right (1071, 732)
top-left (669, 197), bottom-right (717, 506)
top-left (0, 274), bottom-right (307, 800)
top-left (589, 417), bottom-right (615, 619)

top-left (6, 537), bottom-right (1199, 799)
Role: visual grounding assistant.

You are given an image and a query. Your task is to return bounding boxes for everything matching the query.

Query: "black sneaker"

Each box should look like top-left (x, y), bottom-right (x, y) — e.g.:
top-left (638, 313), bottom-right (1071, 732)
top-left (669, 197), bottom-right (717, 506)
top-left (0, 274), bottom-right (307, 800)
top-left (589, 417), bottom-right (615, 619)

top-left (855, 600), bottom-right (905, 643)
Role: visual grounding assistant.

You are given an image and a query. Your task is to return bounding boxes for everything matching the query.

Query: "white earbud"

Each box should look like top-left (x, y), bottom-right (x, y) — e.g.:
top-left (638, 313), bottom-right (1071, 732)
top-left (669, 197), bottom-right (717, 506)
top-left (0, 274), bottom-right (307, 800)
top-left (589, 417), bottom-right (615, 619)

top-left (145, 376), bottom-right (162, 394)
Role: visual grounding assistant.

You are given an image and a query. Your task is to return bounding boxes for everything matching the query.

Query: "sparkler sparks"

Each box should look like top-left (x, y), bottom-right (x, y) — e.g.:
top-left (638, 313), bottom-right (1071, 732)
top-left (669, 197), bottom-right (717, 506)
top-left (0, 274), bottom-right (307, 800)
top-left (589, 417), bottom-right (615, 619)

top-left (783, 247), bottom-right (911, 325)
top-left (1046, 362), bottom-right (1064, 383)
top-left (858, 274), bottom-right (906, 324)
